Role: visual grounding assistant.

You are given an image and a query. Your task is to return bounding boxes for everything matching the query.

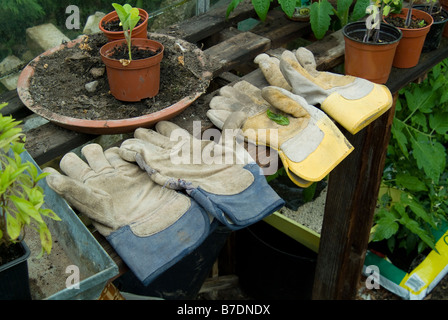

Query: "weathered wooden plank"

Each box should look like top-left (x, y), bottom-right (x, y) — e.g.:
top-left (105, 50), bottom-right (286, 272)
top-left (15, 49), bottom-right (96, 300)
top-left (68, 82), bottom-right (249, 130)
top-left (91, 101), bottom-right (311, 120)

top-left (312, 95), bottom-right (397, 300)
top-left (204, 31), bottom-right (271, 77)
top-left (251, 9), bottom-right (312, 48)
top-left (25, 122), bottom-right (95, 165)
top-left (157, 0), bottom-right (257, 43)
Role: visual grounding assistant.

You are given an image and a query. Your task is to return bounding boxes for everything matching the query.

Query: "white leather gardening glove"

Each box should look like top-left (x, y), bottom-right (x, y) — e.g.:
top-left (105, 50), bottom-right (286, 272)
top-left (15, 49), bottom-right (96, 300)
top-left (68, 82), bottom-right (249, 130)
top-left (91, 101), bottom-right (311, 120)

top-left (119, 113), bottom-right (285, 230)
top-left (207, 80), bottom-right (354, 188)
top-left (254, 48), bottom-right (393, 134)
top-left (43, 144), bottom-right (212, 285)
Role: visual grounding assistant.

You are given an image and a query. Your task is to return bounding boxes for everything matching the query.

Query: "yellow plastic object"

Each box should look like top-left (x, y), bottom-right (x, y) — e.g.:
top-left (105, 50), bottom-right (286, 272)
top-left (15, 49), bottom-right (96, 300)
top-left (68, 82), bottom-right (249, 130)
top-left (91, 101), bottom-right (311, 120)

top-left (279, 116), bottom-right (354, 185)
top-left (321, 84), bottom-right (393, 135)
top-left (264, 212), bottom-right (320, 253)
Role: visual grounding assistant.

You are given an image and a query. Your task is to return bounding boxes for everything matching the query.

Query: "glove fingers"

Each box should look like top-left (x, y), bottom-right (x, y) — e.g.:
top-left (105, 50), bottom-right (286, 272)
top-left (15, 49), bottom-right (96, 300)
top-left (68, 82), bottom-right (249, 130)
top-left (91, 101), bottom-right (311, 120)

top-left (206, 109), bottom-right (232, 129)
top-left (232, 81), bottom-right (266, 106)
top-left (134, 127), bottom-right (177, 149)
top-left (59, 152), bottom-right (94, 181)
top-left (261, 86), bottom-right (310, 118)
top-left (105, 147), bottom-right (138, 170)
top-left (254, 53), bottom-right (292, 91)
top-left (209, 95), bottom-right (244, 112)
top-left (155, 121), bottom-right (192, 141)
top-left (81, 144), bottom-right (113, 174)
top-left (295, 47), bottom-right (319, 77)
top-left (44, 168), bottom-right (117, 229)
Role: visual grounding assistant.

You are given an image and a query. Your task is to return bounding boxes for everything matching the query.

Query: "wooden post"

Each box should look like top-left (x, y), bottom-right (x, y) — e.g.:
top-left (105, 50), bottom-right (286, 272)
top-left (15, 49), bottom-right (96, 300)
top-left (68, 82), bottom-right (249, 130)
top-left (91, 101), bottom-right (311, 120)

top-left (312, 94), bottom-right (397, 299)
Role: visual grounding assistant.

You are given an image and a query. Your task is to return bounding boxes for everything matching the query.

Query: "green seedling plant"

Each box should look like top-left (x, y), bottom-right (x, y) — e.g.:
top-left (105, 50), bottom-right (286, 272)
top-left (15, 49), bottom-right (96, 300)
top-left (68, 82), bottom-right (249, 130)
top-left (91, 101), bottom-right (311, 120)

top-left (112, 3), bottom-right (141, 62)
top-left (370, 59), bottom-right (448, 256)
top-left (309, 0), bottom-right (370, 39)
top-left (0, 103), bottom-right (60, 258)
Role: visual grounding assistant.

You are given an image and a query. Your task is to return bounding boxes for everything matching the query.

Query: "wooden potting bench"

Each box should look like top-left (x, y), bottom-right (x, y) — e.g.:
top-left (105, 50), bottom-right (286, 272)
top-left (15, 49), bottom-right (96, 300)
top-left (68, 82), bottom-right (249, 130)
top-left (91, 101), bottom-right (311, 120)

top-left (2, 1), bottom-right (448, 299)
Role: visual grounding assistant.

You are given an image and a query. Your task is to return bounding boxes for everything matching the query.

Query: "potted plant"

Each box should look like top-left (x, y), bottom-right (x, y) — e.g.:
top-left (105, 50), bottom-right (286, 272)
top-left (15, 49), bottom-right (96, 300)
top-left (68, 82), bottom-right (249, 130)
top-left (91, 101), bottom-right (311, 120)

top-left (100, 3), bottom-right (164, 102)
top-left (384, 0), bottom-right (434, 68)
top-left (342, 0), bottom-right (403, 83)
top-left (99, 3), bottom-right (149, 42)
top-left (413, 0), bottom-right (448, 51)
top-left (0, 102), bottom-right (61, 300)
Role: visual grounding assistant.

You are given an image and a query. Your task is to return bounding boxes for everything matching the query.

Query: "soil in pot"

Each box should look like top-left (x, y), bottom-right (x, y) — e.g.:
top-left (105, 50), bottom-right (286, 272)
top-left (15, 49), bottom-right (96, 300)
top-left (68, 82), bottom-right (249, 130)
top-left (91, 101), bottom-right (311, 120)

top-left (0, 242), bottom-right (25, 266)
top-left (384, 8), bottom-right (433, 68)
top-left (108, 42), bottom-right (162, 61)
top-left (27, 33), bottom-right (210, 121)
top-left (101, 17), bottom-right (145, 32)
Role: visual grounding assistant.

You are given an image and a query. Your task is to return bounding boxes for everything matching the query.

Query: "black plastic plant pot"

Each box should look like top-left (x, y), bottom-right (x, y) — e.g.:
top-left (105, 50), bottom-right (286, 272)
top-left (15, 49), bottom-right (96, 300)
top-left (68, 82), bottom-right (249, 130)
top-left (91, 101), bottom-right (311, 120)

top-left (235, 221), bottom-right (317, 300)
top-left (414, 5), bottom-right (448, 52)
top-left (0, 241), bottom-right (32, 300)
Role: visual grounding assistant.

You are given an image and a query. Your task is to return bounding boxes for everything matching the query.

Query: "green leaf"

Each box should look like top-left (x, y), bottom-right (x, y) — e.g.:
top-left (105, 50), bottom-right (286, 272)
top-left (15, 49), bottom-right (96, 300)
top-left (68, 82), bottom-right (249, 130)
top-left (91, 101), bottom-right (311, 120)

top-left (267, 109), bottom-right (290, 125)
top-left (411, 137), bottom-right (445, 183)
top-left (6, 212), bottom-right (21, 241)
top-left (395, 173), bottom-right (428, 192)
top-left (279, 0), bottom-right (297, 18)
top-left (310, 0), bottom-right (334, 39)
top-left (400, 193), bottom-right (437, 229)
top-left (10, 195), bottom-right (44, 224)
top-left (429, 112), bottom-right (448, 135)
top-left (252, 0), bottom-right (271, 21)
top-left (371, 209), bottom-right (399, 241)
top-left (391, 119), bottom-right (408, 157)
top-left (349, 0), bottom-right (369, 21)
top-left (112, 3), bottom-right (129, 27)
top-left (226, 0), bottom-right (246, 18)
top-left (38, 223), bottom-right (52, 256)
top-left (335, 0), bottom-right (352, 26)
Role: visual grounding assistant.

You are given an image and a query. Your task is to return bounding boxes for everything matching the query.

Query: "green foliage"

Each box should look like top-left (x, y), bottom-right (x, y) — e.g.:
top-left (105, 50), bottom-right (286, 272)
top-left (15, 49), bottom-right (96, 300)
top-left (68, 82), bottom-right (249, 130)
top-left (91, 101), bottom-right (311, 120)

top-left (112, 3), bottom-right (140, 61)
top-left (266, 109), bottom-right (290, 126)
top-left (310, 0), bottom-right (370, 39)
top-left (226, 0), bottom-right (300, 22)
top-left (371, 59), bottom-right (448, 255)
top-left (0, 103), bottom-right (60, 257)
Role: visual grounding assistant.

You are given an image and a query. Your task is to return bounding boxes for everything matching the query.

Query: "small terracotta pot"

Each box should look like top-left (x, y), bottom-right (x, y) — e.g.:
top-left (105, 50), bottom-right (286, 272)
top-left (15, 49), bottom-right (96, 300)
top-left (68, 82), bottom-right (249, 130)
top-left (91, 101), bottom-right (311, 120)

top-left (343, 22), bottom-right (402, 84)
top-left (385, 8), bottom-right (433, 68)
top-left (99, 8), bottom-right (149, 42)
top-left (100, 38), bottom-right (164, 102)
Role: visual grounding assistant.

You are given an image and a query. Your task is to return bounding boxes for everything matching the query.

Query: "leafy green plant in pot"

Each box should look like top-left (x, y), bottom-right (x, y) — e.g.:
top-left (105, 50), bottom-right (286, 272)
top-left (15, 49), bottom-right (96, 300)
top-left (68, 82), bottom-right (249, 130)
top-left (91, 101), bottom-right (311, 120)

top-left (342, 0), bottom-right (403, 83)
top-left (100, 3), bottom-right (164, 102)
top-left (384, 0), bottom-right (434, 68)
top-left (413, 0), bottom-right (448, 51)
top-left (99, 3), bottom-right (149, 42)
top-left (0, 102), bottom-right (61, 300)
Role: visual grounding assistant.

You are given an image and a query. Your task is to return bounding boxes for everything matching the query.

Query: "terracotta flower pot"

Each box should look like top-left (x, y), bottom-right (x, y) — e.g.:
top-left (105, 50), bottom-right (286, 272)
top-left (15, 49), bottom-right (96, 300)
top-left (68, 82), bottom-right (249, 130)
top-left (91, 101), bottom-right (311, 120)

top-left (99, 8), bottom-right (149, 42)
top-left (385, 8), bottom-right (434, 68)
top-left (343, 22), bottom-right (402, 84)
top-left (100, 38), bottom-right (164, 102)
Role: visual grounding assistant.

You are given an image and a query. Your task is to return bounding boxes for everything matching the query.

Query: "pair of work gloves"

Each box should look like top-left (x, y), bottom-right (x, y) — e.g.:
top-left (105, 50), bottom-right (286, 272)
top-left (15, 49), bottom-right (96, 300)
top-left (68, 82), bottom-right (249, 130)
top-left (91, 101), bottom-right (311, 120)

top-left (43, 112), bottom-right (285, 286)
top-left (207, 48), bottom-right (393, 188)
